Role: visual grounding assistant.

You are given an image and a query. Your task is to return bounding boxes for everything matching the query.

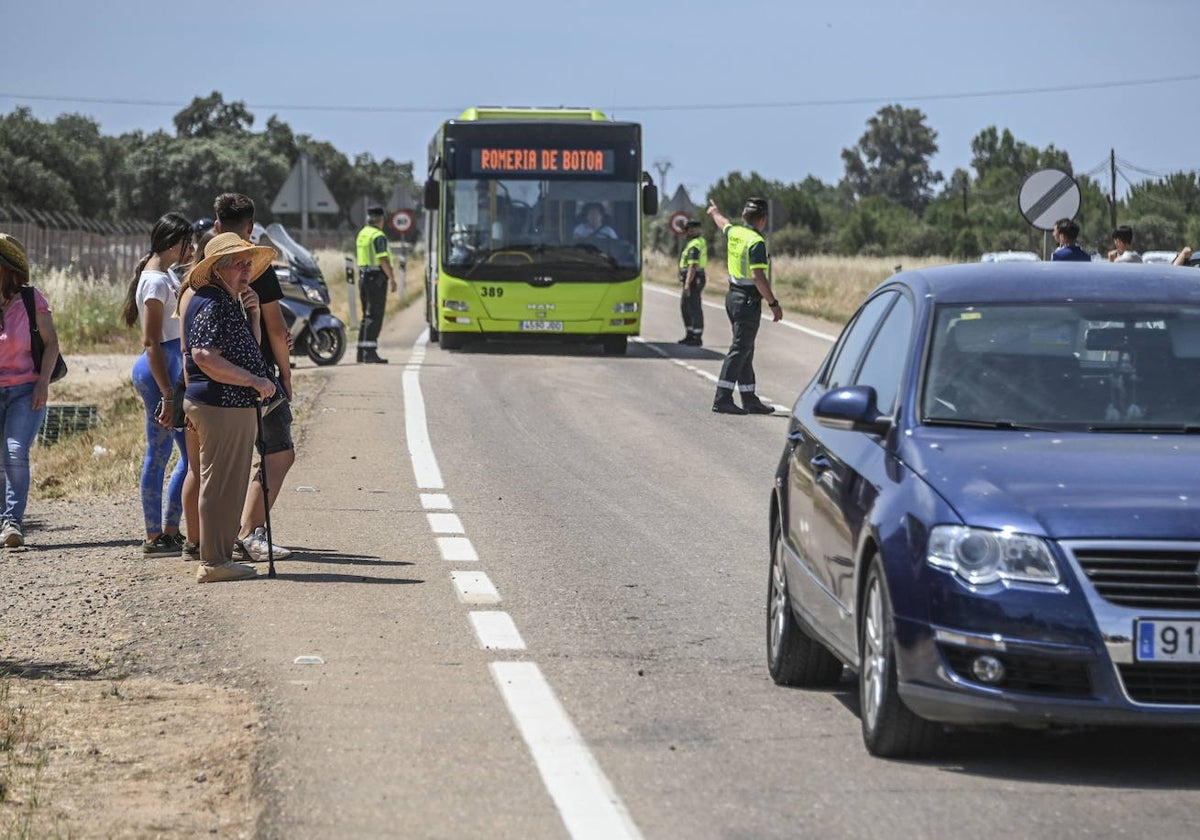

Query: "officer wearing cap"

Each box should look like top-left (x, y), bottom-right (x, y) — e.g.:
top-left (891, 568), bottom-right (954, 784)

top-left (677, 219), bottom-right (707, 346)
top-left (706, 197), bottom-right (782, 414)
top-left (355, 205), bottom-right (396, 363)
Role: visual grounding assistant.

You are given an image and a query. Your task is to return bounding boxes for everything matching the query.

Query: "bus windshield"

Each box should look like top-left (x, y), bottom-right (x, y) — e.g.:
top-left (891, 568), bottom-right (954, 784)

top-left (442, 177), bottom-right (640, 280)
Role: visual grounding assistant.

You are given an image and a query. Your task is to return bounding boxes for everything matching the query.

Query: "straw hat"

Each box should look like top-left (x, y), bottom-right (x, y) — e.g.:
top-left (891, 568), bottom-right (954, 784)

top-left (183, 232), bottom-right (276, 293)
top-left (0, 233), bottom-right (29, 280)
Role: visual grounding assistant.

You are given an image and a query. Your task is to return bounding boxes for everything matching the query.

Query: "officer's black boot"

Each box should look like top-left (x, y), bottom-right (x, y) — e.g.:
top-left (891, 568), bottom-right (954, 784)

top-left (363, 350), bottom-right (389, 364)
top-left (356, 347), bottom-right (365, 364)
top-left (742, 394), bottom-right (776, 414)
top-left (712, 389), bottom-right (747, 415)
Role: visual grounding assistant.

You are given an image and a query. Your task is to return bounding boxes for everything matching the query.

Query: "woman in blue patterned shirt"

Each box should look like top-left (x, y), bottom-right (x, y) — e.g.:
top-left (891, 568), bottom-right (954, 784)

top-left (179, 233), bottom-right (278, 583)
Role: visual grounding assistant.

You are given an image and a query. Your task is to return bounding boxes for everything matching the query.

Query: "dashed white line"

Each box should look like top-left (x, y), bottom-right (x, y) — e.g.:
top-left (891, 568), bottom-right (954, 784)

top-left (427, 512), bottom-right (465, 534)
top-left (491, 662), bottom-right (643, 840)
top-left (450, 570), bottom-right (501, 605)
top-left (469, 611), bottom-right (526, 650)
top-left (420, 492), bottom-right (453, 510)
top-left (403, 369), bottom-right (444, 489)
top-left (436, 536), bottom-right (479, 562)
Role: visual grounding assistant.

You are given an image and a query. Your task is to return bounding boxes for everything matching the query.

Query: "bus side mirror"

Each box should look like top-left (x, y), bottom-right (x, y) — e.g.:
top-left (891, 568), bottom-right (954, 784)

top-left (641, 172), bottom-right (658, 215)
top-left (423, 179), bottom-right (439, 210)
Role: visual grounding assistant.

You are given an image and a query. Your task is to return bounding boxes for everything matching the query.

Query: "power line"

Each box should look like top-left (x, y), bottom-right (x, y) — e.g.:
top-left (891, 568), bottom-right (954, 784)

top-left (1, 73), bottom-right (1198, 115)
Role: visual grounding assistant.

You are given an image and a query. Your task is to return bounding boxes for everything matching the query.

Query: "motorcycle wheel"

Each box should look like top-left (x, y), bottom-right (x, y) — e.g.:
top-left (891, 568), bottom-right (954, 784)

top-left (307, 327), bottom-right (347, 366)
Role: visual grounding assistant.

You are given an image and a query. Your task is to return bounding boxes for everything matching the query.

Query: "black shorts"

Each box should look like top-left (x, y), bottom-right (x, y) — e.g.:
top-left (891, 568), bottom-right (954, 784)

top-left (260, 399), bottom-right (294, 455)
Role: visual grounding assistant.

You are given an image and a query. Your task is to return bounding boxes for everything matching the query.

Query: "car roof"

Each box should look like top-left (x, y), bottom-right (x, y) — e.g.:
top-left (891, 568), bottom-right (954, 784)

top-left (884, 261), bottom-right (1200, 306)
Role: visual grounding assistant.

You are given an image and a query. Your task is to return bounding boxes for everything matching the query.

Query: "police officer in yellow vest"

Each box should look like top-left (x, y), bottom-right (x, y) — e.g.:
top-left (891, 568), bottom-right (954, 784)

top-left (355, 205), bottom-right (396, 363)
top-left (706, 197), bottom-right (782, 414)
top-left (677, 218), bottom-right (707, 346)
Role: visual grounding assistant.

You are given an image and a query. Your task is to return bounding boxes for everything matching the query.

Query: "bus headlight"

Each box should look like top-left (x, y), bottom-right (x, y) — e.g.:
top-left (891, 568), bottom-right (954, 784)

top-left (927, 525), bottom-right (1059, 586)
top-left (612, 302), bottom-right (639, 313)
top-left (443, 300), bottom-right (469, 312)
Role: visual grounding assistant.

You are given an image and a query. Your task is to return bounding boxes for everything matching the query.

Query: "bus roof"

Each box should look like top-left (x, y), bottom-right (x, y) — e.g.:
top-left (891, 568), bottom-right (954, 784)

top-left (457, 106), bottom-right (609, 122)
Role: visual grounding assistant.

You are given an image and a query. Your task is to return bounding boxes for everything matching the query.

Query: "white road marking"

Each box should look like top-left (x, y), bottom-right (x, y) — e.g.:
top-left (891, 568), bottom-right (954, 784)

top-left (407, 327), bottom-right (643, 839)
top-left (468, 611), bottom-right (526, 650)
top-left (436, 536), bottom-right (479, 562)
top-left (420, 492), bottom-right (453, 510)
top-left (491, 662), bottom-right (643, 840)
top-left (427, 512), bottom-right (465, 534)
top-left (450, 570), bottom-right (501, 605)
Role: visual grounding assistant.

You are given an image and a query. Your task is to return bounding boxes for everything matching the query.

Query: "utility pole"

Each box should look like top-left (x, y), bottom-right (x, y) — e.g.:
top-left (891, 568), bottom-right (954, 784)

top-left (653, 159), bottom-right (672, 209)
top-left (1108, 148), bottom-right (1118, 231)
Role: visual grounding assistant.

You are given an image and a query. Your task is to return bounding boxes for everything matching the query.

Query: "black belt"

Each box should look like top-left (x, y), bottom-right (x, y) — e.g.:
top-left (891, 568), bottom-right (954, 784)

top-left (728, 282), bottom-right (760, 298)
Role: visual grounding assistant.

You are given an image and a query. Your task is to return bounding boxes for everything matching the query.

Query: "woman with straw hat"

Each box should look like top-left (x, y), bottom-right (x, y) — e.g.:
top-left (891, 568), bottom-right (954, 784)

top-left (179, 232), bottom-right (277, 583)
top-left (0, 233), bottom-right (61, 548)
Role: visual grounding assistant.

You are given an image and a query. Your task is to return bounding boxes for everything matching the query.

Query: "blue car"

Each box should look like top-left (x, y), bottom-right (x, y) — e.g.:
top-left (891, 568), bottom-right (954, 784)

top-left (768, 261), bottom-right (1200, 757)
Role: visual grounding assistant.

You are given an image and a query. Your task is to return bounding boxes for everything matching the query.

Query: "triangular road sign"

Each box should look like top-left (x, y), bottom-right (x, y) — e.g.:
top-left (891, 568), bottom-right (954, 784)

top-left (271, 154), bottom-right (340, 215)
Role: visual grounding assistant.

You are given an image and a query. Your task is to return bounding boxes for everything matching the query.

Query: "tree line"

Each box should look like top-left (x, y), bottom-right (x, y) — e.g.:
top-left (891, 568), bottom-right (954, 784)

top-left (0, 92), bottom-right (416, 232)
top-left (2, 96), bottom-right (1197, 259)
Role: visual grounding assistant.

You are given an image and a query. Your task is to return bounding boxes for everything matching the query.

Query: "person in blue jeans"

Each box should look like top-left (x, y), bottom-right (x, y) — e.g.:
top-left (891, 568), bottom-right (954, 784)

top-left (121, 213), bottom-right (194, 555)
top-left (0, 233), bottom-right (60, 547)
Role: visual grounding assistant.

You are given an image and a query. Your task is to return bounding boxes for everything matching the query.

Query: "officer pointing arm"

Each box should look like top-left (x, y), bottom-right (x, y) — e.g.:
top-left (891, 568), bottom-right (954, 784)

top-left (707, 200), bottom-right (782, 322)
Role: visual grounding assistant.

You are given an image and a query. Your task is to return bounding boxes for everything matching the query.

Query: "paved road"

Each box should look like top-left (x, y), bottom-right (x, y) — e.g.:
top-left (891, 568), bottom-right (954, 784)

top-left (208, 285), bottom-right (1200, 840)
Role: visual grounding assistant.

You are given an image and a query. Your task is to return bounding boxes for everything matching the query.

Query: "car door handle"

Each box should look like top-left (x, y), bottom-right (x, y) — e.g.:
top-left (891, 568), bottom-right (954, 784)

top-left (810, 453), bottom-right (830, 473)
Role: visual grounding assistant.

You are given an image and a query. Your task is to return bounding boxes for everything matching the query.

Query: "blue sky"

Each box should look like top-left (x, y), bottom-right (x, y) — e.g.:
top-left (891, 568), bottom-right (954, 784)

top-left (4, 0), bottom-right (1199, 204)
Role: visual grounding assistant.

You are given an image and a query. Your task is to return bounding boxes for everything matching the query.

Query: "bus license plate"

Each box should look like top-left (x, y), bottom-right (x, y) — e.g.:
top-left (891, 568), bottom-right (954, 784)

top-left (520, 321), bottom-right (563, 332)
top-left (1135, 620), bottom-right (1200, 662)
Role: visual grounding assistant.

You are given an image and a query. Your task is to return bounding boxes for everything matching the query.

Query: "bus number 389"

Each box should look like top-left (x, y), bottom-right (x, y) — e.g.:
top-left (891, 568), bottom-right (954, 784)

top-left (481, 286), bottom-right (504, 298)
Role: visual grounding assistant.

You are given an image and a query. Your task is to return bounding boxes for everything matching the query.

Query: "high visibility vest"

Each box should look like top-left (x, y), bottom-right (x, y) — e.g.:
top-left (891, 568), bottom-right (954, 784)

top-left (678, 235), bottom-right (708, 272)
top-left (724, 223), bottom-right (767, 285)
top-left (356, 224), bottom-right (388, 269)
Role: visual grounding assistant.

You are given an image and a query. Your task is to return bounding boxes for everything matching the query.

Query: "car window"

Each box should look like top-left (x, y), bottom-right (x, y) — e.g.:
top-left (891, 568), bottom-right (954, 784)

top-left (854, 294), bottom-right (914, 414)
top-left (825, 292), bottom-right (896, 389)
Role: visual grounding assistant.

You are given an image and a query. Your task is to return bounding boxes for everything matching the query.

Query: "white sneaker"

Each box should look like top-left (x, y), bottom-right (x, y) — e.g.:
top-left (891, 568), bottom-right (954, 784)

top-left (234, 527), bottom-right (292, 562)
top-left (1, 521), bottom-right (22, 548)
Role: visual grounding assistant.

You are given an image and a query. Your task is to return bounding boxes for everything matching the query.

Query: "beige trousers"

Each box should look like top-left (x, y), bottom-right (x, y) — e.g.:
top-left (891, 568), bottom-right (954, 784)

top-left (183, 400), bottom-right (256, 565)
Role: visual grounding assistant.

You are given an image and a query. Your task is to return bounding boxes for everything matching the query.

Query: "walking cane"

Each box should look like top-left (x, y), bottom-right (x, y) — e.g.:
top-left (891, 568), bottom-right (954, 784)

top-left (254, 398), bottom-right (277, 579)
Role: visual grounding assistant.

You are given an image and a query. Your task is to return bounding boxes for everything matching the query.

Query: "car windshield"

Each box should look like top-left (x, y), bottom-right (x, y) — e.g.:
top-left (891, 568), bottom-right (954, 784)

top-left (922, 303), bottom-right (1200, 431)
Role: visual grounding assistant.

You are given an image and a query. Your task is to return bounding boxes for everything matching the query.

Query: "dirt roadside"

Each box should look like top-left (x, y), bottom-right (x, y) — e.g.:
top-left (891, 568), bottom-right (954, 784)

top-left (0, 354), bottom-right (325, 838)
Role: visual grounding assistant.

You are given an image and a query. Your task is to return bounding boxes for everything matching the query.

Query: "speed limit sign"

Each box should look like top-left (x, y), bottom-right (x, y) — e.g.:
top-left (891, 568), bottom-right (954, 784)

top-left (669, 211), bottom-right (691, 234)
top-left (390, 209), bottom-right (415, 234)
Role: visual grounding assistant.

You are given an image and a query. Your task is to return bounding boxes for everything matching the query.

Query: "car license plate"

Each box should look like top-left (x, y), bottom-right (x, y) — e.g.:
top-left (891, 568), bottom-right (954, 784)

top-left (520, 320), bottom-right (563, 332)
top-left (1135, 620), bottom-right (1200, 662)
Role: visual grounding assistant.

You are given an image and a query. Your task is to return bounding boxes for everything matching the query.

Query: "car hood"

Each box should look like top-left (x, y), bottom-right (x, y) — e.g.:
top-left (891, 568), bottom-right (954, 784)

top-left (903, 428), bottom-right (1200, 540)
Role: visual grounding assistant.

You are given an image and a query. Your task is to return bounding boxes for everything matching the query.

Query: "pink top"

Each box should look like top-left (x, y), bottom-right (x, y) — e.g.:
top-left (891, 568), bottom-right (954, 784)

top-left (0, 288), bottom-right (51, 387)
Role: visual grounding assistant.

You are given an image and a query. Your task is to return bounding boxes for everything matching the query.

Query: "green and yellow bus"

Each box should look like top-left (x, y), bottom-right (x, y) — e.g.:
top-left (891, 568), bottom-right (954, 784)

top-left (422, 106), bottom-right (658, 354)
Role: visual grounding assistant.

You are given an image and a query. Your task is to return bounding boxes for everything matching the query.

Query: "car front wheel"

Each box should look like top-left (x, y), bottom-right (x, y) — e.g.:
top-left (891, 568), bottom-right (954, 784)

top-left (767, 524), bottom-right (844, 687)
top-left (859, 555), bottom-right (946, 758)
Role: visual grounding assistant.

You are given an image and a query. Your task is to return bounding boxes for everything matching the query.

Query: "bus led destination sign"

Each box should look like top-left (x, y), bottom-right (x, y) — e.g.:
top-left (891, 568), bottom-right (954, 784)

top-left (471, 147), bottom-right (614, 175)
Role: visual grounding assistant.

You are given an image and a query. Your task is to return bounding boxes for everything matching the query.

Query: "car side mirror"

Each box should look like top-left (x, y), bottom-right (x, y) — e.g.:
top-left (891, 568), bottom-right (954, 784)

top-left (814, 386), bottom-right (892, 435)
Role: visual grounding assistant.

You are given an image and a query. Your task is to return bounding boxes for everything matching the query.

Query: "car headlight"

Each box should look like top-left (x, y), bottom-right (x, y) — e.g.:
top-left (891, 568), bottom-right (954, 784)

top-left (927, 525), bottom-right (1060, 585)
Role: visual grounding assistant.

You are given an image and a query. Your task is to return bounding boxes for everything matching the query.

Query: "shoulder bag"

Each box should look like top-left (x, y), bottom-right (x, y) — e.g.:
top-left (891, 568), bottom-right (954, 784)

top-left (20, 287), bottom-right (68, 382)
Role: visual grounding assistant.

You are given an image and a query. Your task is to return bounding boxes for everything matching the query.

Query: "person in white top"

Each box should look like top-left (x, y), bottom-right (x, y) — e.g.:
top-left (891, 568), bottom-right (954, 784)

top-left (120, 212), bottom-right (194, 555)
top-left (1108, 225), bottom-right (1143, 263)
top-left (572, 202), bottom-right (618, 239)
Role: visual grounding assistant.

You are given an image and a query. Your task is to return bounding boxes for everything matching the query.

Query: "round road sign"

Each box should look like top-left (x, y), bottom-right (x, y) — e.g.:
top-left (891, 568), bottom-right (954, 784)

top-left (1018, 169), bottom-right (1081, 231)
top-left (391, 209), bottom-right (415, 234)
top-left (669, 211), bottom-right (691, 235)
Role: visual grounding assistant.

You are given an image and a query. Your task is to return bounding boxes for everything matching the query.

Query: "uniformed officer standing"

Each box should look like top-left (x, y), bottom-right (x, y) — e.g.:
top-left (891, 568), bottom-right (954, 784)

top-left (706, 197), bottom-right (783, 415)
top-left (355, 205), bottom-right (396, 363)
top-left (677, 218), bottom-right (707, 346)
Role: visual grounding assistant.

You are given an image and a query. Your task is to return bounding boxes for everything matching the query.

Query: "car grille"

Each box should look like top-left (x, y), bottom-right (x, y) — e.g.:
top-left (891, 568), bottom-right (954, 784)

top-left (941, 647), bottom-right (1093, 697)
top-left (1118, 663), bottom-right (1200, 705)
top-left (1072, 547), bottom-right (1200, 609)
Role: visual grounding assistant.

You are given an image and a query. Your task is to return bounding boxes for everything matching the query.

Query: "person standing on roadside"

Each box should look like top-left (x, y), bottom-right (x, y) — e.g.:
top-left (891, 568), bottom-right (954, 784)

top-left (121, 212), bottom-right (193, 555)
top-left (706, 197), bottom-right (782, 415)
top-left (355, 205), bottom-right (396, 363)
top-left (1051, 218), bottom-right (1091, 262)
top-left (0, 233), bottom-right (61, 547)
top-left (677, 219), bottom-right (707, 346)
top-left (1108, 225), bottom-right (1143, 263)
top-left (179, 233), bottom-right (278, 582)
top-left (212, 193), bottom-right (294, 562)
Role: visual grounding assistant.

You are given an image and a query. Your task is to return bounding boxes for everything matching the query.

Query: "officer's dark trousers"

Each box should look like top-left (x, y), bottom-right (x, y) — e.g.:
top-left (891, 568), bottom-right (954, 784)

top-left (680, 273), bottom-right (705, 337)
top-left (358, 270), bottom-right (388, 350)
top-left (716, 285), bottom-right (761, 398)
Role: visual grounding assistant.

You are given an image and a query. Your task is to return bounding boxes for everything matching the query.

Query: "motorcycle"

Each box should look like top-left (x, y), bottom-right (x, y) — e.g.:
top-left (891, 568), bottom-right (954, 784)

top-left (254, 223), bottom-right (347, 366)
